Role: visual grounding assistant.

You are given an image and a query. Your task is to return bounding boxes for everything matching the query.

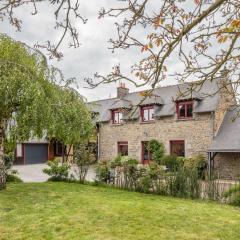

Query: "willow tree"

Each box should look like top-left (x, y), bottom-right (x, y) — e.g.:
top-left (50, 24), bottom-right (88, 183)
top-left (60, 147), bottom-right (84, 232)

top-left (0, 34), bottom-right (93, 190)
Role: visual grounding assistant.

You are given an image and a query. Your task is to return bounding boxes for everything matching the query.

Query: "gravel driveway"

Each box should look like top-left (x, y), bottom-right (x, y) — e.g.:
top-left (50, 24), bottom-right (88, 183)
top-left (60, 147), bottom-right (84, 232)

top-left (12, 164), bottom-right (96, 183)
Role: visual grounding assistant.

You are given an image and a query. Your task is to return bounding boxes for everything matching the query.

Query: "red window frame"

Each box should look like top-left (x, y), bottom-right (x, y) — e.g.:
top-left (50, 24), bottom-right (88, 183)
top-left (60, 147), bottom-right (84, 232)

top-left (176, 101), bottom-right (193, 119)
top-left (141, 141), bottom-right (151, 164)
top-left (141, 105), bottom-right (155, 122)
top-left (118, 141), bottom-right (128, 156)
top-left (112, 109), bottom-right (123, 124)
top-left (170, 140), bottom-right (185, 157)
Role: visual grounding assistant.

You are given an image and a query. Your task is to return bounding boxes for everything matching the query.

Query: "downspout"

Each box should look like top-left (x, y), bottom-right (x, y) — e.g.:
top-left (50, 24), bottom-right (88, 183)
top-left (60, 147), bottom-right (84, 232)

top-left (97, 132), bottom-right (100, 162)
top-left (211, 111), bottom-right (215, 139)
top-left (96, 123), bottom-right (100, 162)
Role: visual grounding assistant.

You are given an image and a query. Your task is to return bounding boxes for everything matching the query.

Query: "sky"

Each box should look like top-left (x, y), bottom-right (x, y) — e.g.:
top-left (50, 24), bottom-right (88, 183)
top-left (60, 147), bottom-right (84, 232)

top-left (0, 0), bottom-right (178, 101)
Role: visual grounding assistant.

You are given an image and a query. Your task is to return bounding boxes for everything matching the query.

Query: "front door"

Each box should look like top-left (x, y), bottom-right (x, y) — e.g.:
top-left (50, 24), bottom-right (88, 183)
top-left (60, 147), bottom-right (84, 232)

top-left (142, 141), bottom-right (151, 164)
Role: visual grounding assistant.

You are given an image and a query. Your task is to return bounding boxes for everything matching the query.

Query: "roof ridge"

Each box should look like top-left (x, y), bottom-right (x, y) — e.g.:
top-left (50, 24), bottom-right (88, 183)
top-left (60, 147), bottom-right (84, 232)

top-left (89, 80), bottom-right (201, 103)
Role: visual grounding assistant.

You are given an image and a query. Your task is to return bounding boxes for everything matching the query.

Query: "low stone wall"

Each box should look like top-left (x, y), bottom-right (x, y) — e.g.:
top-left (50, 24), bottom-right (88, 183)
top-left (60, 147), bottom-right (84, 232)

top-left (214, 153), bottom-right (240, 180)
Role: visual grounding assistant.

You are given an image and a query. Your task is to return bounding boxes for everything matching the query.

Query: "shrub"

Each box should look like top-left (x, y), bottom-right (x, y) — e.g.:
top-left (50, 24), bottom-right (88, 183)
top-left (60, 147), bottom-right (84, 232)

top-left (95, 162), bottom-right (111, 183)
top-left (109, 155), bottom-right (122, 168)
top-left (6, 170), bottom-right (23, 183)
top-left (73, 143), bottom-right (96, 183)
top-left (43, 160), bottom-right (70, 181)
top-left (184, 154), bottom-right (207, 179)
top-left (121, 156), bottom-right (138, 189)
top-left (166, 166), bottom-right (200, 199)
top-left (160, 155), bottom-right (182, 172)
top-left (4, 152), bottom-right (15, 170)
top-left (138, 175), bottom-right (152, 193)
top-left (149, 139), bottom-right (165, 164)
top-left (223, 184), bottom-right (240, 206)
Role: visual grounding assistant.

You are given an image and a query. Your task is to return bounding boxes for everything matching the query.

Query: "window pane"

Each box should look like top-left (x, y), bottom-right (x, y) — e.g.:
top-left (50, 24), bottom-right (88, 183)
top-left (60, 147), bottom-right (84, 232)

top-left (170, 141), bottom-right (185, 157)
top-left (187, 104), bottom-right (193, 117)
top-left (149, 108), bottom-right (154, 120)
top-left (119, 112), bottom-right (123, 123)
top-left (179, 104), bottom-right (186, 117)
top-left (143, 109), bottom-right (149, 121)
top-left (118, 142), bottom-right (128, 156)
top-left (143, 142), bottom-right (149, 160)
top-left (114, 112), bottom-right (119, 123)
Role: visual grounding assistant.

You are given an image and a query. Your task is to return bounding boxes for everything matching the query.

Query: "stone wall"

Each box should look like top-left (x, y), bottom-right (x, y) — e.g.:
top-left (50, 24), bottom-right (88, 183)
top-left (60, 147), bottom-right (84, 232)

top-left (214, 78), bottom-right (236, 135)
top-left (98, 112), bottom-right (214, 162)
top-left (214, 153), bottom-right (240, 180)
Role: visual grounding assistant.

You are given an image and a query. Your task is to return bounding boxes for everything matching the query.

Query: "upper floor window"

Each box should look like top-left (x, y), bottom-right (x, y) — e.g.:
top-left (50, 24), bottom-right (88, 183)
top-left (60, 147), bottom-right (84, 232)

top-left (112, 109), bottom-right (123, 124)
top-left (141, 105), bottom-right (154, 122)
top-left (177, 101), bottom-right (193, 119)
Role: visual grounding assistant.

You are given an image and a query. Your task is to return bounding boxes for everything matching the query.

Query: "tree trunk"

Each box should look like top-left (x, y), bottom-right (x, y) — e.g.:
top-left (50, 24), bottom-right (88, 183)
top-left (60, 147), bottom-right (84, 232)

top-left (0, 125), bottom-right (6, 190)
top-left (65, 144), bottom-right (72, 162)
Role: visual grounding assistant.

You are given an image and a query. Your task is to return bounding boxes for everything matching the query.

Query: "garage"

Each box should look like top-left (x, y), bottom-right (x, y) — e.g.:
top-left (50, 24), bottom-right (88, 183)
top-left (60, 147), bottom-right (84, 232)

top-left (24, 144), bottom-right (48, 164)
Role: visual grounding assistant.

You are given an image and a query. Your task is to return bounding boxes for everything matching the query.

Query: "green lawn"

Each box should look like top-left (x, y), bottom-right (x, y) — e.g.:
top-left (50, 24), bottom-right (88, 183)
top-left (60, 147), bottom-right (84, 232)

top-left (0, 183), bottom-right (240, 240)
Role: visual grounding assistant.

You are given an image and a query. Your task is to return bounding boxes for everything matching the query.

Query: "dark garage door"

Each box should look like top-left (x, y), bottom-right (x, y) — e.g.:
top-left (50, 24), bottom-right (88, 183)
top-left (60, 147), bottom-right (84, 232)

top-left (24, 144), bottom-right (48, 164)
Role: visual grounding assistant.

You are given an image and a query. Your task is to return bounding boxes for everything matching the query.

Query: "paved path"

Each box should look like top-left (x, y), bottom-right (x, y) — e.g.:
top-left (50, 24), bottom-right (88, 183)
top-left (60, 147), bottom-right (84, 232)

top-left (13, 164), bottom-right (96, 183)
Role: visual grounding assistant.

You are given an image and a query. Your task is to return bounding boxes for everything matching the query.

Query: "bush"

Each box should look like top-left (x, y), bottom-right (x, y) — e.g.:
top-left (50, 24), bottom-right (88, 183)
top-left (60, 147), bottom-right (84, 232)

top-left (184, 154), bottom-right (207, 179)
top-left (109, 155), bottom-right (122, 168)
top-left (121, 156), bottom-right (139, 189)
top-left (6, 170), bottom-right (23, 183)
top-left (149, 139), bottom-right (165, 164)
top-left (73, 143), bottom-right (96, 183)
top-left (43, 160), bottom-right (70, 181)
top-left (95, 162), bottom-right (111, 183)
top-left (223, 184), bottom-right (240, 206)
top-left (160, 155), bottom-right (183, 172)
top-left (4, 152), bottom-right (15, 170)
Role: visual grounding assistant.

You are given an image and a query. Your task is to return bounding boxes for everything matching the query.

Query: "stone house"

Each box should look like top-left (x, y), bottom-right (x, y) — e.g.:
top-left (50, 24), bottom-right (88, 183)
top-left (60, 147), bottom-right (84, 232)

top-left (90, 73), bottom-right (240, 180)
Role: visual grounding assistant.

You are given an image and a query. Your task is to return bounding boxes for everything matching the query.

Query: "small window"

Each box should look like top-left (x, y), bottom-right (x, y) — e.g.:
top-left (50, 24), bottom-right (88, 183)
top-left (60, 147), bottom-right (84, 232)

top-left (141, 105), bottom-right (154, 122)
top-left (142, 141), bottom-right (152, 164)
top-left (54, 141), bottom-right (65, 156)
top-left (177, 101), bottom-right (193, 119)
top-left (112, 110), bottom-right (123, 124)
top-left (118, 142), bottom-right (128, 156)
top-left (170, 140), bottom-right (185, 157)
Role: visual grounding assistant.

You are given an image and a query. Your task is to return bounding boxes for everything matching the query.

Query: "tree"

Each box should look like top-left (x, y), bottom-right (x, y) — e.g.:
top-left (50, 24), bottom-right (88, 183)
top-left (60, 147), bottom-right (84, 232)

top-left (0, 0), bottom-right (87, 59)
top-left (0, 34), bottom-right (93, 190)
top-left (87, 0), bottom-right (240, 101)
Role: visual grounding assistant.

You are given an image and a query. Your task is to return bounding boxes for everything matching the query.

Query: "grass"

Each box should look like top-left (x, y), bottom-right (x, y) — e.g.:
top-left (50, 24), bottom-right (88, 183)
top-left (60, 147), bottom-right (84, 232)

top-left (0, 183), bottom-right (240, 240)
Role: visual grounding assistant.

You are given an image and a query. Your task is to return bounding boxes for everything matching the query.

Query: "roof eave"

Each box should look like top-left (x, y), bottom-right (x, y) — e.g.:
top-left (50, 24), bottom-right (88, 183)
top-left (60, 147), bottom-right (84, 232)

top-left (208, 149), bottom-right (240, 153)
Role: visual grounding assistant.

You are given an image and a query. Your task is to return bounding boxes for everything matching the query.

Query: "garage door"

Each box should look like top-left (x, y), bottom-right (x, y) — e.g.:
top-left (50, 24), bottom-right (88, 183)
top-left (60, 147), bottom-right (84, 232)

top-left (24, 144), bottom-right (48, 164)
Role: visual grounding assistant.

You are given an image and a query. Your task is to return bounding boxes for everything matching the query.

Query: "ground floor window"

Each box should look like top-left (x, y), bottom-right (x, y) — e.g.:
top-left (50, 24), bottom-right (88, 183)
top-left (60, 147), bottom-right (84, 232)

top-left (170, 140), bottom-right (185, 157)
top-left (118, 142), bottom-right (128, 156)
top-left (54, 141), bottom-right (66, 156)
top-left (142, 141), bottom-right (151, 164)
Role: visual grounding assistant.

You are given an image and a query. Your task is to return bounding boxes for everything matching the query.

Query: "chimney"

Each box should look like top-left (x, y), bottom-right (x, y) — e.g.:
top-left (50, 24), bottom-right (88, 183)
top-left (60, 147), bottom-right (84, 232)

top-left (117, 83), bottom-right (129, 99)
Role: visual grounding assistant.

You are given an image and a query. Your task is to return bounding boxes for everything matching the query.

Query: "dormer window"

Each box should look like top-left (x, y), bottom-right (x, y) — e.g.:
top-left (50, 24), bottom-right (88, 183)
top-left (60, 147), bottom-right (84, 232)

top-left (112, 109), bottom-right (123, 124)
top-left (177, 101), bottom-right (193, 119)
top-left (141, 105), bottom-right (154, 122)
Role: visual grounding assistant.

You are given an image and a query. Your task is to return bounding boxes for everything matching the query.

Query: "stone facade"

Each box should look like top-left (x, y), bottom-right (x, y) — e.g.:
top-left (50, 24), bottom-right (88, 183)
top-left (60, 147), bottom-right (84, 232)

top-left (99, 112), bottom-right (214, 162)
top-left (96, 79), bottom-right (239, 179)
top-left (213, 79), bottom-right (236, 135)
top-left (214, 153), bottom-right (240, 180)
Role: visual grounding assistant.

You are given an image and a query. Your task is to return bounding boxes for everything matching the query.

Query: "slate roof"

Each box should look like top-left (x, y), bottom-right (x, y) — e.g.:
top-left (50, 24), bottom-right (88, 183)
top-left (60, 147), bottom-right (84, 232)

top-left (88, 79), bottom-right (221, 122)
top-left (139, 94), bottom-right (164, 106)
top-left (208, 106), bottom-right (240, 152)
top-left (110, 99), bottom-right (132, 109)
